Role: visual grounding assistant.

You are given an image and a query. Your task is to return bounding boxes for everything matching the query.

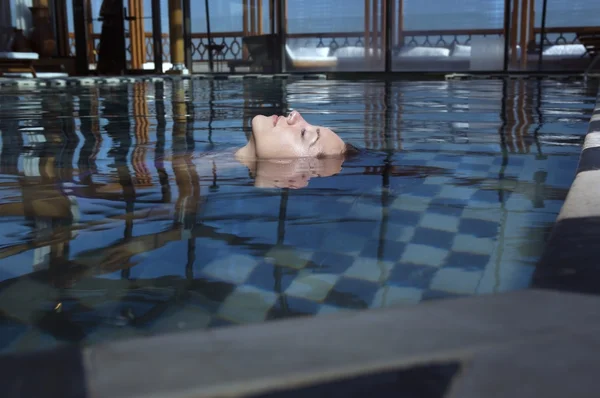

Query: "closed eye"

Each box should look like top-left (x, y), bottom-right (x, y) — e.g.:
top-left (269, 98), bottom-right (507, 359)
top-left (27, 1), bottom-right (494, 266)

top-left (309, 128), bottom-right (320, 148)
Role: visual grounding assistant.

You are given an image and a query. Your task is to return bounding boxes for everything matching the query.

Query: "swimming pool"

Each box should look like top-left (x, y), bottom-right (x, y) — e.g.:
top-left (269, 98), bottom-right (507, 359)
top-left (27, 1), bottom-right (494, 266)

top-left (0, 77), bottom-right (597, 354)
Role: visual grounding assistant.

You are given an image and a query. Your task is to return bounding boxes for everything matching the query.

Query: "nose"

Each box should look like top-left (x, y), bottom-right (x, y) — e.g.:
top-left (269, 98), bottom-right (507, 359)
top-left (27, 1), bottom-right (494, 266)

top-left (286, 110), bottom-right (304, 125)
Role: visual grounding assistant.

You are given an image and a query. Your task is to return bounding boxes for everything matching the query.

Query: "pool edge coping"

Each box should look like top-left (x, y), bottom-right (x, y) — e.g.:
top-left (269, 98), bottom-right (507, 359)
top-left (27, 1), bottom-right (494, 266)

top-left (2, 289), bottom-right (600, 398)
top-left (531, 85), bottom-right (600, 294)
top-left (0, 72), bottom-right (597, 88)
top-left (0, 73), bottom-right (326, 87)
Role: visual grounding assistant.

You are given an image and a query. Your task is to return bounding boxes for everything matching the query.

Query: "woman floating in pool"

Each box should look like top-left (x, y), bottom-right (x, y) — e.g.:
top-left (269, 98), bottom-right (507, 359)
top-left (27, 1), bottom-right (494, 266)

top-left (234, 110), bottom-right (358, 188)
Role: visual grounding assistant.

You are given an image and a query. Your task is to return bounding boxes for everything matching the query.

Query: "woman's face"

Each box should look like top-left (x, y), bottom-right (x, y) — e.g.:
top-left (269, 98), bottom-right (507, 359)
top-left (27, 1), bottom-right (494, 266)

top-left (241, 111), bottom-right (346, 159)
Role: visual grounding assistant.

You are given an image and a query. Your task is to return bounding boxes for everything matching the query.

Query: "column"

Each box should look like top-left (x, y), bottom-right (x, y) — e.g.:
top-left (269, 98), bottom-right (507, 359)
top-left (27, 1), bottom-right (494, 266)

top-left (30, 0), bottom-right (56, 57)
top-left (128, 0), bottom-right (146, 70)
top-left (167, 0), bottom-right (189, 74)
top-left (53, 0), bottom-right (70, 57)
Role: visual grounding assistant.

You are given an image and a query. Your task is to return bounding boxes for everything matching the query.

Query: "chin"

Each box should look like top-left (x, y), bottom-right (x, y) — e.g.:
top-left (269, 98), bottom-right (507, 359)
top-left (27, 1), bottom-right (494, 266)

top-left (251, 115), bottom-right (271, 135)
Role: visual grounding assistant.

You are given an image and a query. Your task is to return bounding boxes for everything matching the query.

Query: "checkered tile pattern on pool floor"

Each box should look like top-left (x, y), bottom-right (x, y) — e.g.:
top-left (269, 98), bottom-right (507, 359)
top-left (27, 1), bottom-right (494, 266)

top-left (173, 151), bottom-right (559, 327)
top-left (0, 150), bottom-right (566, 350)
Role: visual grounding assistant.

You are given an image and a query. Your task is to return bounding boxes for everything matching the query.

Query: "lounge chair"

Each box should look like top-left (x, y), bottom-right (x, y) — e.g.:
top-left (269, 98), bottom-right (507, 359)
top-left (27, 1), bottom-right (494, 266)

top-left (284, 45), bottom-right (337, 70)
top-left (577, 30), bottom-right (600, 74)
top-left (0, 26), bottom-right (39, 77)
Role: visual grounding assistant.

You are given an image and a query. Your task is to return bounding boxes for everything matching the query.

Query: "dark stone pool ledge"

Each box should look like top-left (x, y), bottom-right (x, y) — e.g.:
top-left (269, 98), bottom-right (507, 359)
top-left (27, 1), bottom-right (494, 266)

top-left (531, 88), bottom-right (600, 295)
top-left (0, 72), bottom-right (596, 88)
top-left (0, 74), bottom-right (326, 88)
top-left (1, 289), bottom-right (600, 398)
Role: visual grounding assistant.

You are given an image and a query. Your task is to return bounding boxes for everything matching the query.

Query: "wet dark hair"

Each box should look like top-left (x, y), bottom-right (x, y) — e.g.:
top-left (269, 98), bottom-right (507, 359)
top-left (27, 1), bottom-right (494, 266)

top-left (343, 142), bottom-right (361, 159)
top-left (344, 143), bottom-right (360, 155)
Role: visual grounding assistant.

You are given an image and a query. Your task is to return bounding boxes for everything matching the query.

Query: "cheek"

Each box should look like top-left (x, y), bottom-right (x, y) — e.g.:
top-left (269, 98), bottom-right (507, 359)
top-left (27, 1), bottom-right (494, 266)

top-left (256, 129), bottom-right (304, 158)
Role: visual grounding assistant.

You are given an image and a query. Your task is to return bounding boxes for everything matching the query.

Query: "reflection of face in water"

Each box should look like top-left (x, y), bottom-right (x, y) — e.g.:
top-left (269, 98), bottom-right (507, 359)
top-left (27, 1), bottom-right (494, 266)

top-left (236, 110), bottom-right (348, 159)
top-left (240, 156), bottom-right (345, 189)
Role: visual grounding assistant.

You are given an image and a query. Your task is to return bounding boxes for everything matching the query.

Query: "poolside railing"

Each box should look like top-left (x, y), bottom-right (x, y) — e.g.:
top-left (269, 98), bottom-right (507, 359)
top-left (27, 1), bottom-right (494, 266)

top-left (66, 26), bottom-right (597, 66)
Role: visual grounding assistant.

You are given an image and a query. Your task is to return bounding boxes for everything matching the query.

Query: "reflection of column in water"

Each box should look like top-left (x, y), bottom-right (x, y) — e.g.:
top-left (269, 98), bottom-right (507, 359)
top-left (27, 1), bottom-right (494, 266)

top-left (132, 82), bottom-right (153, 187)
top-left (21, 146), bottom-right (77, 272)
top-left (364, 82), bottom-right (372, 149)
top-left (395, 83), bottom-right (403, 151)
top-left (170, 88), bottom-right (200, 276)
top-left (77, 87), bottom-right (101, 184)
top-left (0, 95), bottom-right (22, 175)
top-left (171, 80), bottom-right (201, 231)
top-left (154, 81), bottom-right (172, 203)
top-left (101, 84), bottom-right (135, 279)
top-left (273, 189), bottom-right (290, 314)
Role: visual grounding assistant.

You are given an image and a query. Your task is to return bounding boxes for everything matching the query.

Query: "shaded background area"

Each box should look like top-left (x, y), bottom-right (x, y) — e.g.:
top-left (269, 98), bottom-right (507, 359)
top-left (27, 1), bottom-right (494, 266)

top-left (2, 0), bottom-right (600, 74)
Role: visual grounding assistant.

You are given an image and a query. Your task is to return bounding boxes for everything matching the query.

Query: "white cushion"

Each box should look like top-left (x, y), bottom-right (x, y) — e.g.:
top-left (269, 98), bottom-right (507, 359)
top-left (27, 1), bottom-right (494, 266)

top-left (543, 44), bottom-right (587, 57)
top-left (0, 51), bottom-right (39, 60)
top-left (286, 45), bottom-right (332, 60)
top-left (334, 46), bottom-right (382, 59)
top-left (398, 46), bottom-right (450, 58)
top-left (451, 44), bottom-right (471, 57)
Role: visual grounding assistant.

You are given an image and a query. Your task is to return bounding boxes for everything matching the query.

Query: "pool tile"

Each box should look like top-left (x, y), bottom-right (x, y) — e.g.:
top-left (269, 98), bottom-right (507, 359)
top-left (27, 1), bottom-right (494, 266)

top-left (421, 289), bottom-right (466, 301)
top-left (470, 189), bottom-right (505, 204)
top-left (458, 218), bottom-right (499, 238)
top-left (433, 154), bottom-right (459, 162)
top-left (266, 296), bottom-right (320, 320)
top-left (285, 273), bottom-right (339, 302)
top-left (347, 201), bottom-right (383, 219)
top-left (317, 304), bottom-right (352, 315)
top-left (320, 230), bottom-right (367, 255)
top-left (343, 257), bottom-right (394, 283)
top-left (427, 197), bottom-right (467, 217)
top-left (451, 234), bottom-right (495, 255)
top-left (429, 267), bottom-right (484, 295)
top-left (463, 156), bottom-right (496, 165)
top-left (200, 254), bottom-right (258, 284)
top-left (412, 227), bottom-right (455, 249)
top-left (406, 183), bottom-right (442, 198)
top-left (388, 263), bottom-right (438, 289)
top-left (444, 251), bottom-right (491, 270)
top-left (456, 162), bottom-right (487, 172)
top-left (377, 223), bottom-right (416, 243)
top-left (390, 195), bottom-right (430, 212)
top-left (461, 207), bottom-right (502, 223)
top-left (371, 285), bottom-right (423, 307)
top-left (359, 239), bottom-right (406, 263)
top-left (425, 160), bottom-right (461, 170)
top-left (310, 251), bottom-right (355, 274)
top-left (493, 156), bottom-right (525, 167)
top-left (324, 277), bottom-right (380, 309)
top-left (422, 175), bottom-right (453, 185)
top-left (217, 285), bottom-right (279, 324)
top-left (437, 185), bottom-right (476, 201)
top-left (388, 208), bottom-right (423, 226)
top-left (264, 247), bottom-right (312, 269)
top-left (400, 243), bottom-right (449, 267)
top-left (244, 262), bottom-right (296, 293)
top-left (419, 213), bottom-right (460, 233)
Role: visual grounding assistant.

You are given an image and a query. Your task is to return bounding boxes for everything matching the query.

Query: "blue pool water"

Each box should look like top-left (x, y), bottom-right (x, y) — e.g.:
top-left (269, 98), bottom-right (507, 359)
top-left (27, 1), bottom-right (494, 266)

top-left (0, 77), bottom-right (597, 354)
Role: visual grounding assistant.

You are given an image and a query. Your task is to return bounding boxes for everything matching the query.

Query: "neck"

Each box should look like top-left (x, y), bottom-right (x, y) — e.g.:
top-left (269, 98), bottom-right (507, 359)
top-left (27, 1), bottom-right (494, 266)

top-left (235, 138), bottom-right (257, 159)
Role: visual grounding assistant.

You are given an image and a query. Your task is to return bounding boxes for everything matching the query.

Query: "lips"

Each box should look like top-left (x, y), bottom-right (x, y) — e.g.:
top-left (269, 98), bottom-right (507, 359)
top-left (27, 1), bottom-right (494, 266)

top-left (272, 115), bottom-right (279, 126)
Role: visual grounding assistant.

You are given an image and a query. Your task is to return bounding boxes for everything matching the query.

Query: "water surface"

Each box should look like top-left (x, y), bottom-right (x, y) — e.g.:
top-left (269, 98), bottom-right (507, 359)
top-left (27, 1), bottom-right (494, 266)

top-left (0, 77), bottom-right (597, 354)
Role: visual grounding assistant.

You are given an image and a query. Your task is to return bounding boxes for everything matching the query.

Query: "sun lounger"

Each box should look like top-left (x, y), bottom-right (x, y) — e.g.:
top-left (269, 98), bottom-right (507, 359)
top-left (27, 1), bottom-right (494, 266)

top-left (285, 45), bottom-right (337, 70)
